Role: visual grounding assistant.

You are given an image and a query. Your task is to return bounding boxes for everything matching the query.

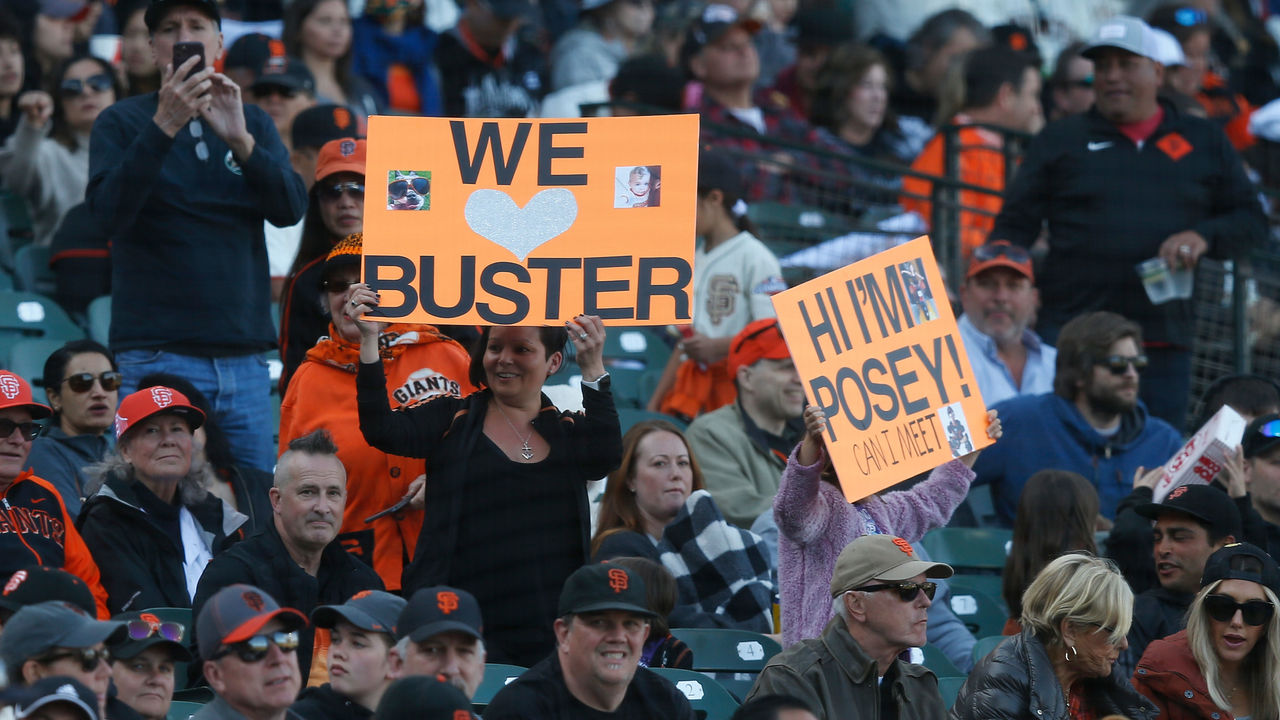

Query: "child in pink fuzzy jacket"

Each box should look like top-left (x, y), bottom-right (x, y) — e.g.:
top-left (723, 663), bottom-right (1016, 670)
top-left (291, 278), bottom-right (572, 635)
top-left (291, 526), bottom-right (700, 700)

top-left (774, 405), bottom-right (1001, 647)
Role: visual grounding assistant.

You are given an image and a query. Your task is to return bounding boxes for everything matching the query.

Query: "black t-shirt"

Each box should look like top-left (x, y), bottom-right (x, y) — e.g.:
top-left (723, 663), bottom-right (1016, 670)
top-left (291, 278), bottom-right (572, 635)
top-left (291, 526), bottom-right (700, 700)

top-left (483, 653), bottom-right (696, 720)
top-left (433, 25), bottom-right (547, 117)
top-left (290, 683), bottom-right (374, 720)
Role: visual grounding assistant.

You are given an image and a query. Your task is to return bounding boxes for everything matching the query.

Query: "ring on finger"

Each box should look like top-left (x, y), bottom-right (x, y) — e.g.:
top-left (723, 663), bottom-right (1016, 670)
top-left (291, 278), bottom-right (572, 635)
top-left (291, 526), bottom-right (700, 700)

top-left (578, 332), bottom-right (588, 341)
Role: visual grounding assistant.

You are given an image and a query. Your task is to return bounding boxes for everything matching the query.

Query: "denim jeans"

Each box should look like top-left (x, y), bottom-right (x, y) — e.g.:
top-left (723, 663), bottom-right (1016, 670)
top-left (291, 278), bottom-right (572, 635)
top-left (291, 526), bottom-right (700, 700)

top-left (116, 349), bottom-right (275, 473)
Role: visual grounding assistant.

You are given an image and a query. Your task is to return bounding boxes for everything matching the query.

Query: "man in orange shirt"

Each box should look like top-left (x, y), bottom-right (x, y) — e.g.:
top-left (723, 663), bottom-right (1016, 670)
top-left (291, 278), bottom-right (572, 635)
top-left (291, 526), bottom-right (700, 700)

top-left (901, 45), bottom-right (1043, 264)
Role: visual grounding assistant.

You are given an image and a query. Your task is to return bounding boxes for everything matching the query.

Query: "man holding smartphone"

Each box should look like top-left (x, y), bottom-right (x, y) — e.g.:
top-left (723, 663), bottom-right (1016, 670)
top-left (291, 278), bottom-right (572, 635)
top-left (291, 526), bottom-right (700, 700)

top-left (85, 0), bottom-right (307, 473)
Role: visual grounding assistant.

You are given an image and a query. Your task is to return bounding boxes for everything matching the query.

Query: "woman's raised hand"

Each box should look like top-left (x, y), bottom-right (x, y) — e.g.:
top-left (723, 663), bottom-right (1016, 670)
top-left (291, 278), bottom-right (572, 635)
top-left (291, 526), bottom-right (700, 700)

top-left (566, 314), bottom-right (606, 381)
top-left (797, 404), bottom-right (827, 467)
top-left (347, 283), bottom-right (382, 362)
top-left (959, 409), bottom-right (1001, 469)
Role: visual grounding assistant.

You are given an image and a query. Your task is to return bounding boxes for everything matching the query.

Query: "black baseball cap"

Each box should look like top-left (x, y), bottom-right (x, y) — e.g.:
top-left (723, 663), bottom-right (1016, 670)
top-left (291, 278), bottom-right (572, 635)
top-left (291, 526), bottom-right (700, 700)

top-left (251, 55), bottom-right (316, 95)
top-left (110, 611), bottom-right (193, 662)
top-left (396, 586), bottom-right (483, 643)
top-left (1243, 413), bottom-right (1280, 459)
top-left (224, 33), bottom-right (274, 73)
top-left (292, 104), bottom-right (360, 151)
top-left (1136, 483), bottom-right (1243, 540)
top-left (697, 148), bottom-right (745, 199)
top-left (1202, 542), bottom-right (1280, 595)
top-left (375, 676), bottom-right (473, 720)
top-left (558, 562), bottom-right (655, 617)
top-left (0, 566), bottom-right (96, 616)
top-left (143, 0), bottom-right (220, 31)
top-left (681, 3), bottom-right (762, 69)
top-left (312, 590), bottom-right (406, 637)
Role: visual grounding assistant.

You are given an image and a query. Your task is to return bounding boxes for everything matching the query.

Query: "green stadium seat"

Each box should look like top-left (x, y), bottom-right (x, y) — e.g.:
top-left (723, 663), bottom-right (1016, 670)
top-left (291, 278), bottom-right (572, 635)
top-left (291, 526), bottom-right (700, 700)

top-left (603, 327), bottom-right (672, 372)
top-left (0, 268), bottom-right (12, 291)
top-left (669, 628), bottom-right (781, 701)
top-left (648, 667), bottom-right (740, 720)
top-left (945, 580), bottom-right (1010, 638)
top-left (939, 675), bottom-right (967, 710)
top-left (87, 295), bottom-right (111, 345)
top-left (919, 527), bottom-right (1011, 573)
top-left (472, 663), bottom-right (526, 710)
top-left (947, 573), bottom-right (1004, 606)
top-left (14, 244), bottom-right (55, 296)
top-left (608, 367), bottom-right (661, 409)
top-left (0, 290), bottom-right (85, 343)
top-left (168, 700), bottom-right (204, 719)
top-left (920, 643), bottom-right (962, 677)
top-left (971, 634), bottom-right (1006, 666)
top-left (616, 407), bottom-right (687, 434)
top-left (5, 338), bottom-right (66, 404)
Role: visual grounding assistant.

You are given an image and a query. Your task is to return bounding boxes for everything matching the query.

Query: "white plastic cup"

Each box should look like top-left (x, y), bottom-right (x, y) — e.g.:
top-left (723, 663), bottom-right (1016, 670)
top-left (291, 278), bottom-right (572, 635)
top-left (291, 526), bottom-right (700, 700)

top-left (1136, 257), bottom-right (1194, 304)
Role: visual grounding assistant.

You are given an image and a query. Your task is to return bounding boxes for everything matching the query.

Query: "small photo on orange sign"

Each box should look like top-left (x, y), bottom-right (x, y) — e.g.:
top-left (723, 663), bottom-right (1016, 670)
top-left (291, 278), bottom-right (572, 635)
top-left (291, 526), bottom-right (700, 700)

top-left (387, 171), bottom-right (430, 211)
top-left (941, 401), bottom-right (973, 458)
top-left (614, 165), bottom-right (661, 208)
top-left (899, 258), bottom-right (938, 324)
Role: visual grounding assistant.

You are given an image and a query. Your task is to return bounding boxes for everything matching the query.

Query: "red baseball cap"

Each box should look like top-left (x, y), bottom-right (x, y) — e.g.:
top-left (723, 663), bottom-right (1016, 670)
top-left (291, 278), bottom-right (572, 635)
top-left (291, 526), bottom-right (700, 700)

top-left (966, 241), bottom-right (1034, 282)
top-left (315, 138), bottom-right (366, 183)
top-left (727, 319), bottom-right (791, 377)
top-left (113, 386), bottom-right (205, 440)
top-left (0, 371), bottom-right (52, 420)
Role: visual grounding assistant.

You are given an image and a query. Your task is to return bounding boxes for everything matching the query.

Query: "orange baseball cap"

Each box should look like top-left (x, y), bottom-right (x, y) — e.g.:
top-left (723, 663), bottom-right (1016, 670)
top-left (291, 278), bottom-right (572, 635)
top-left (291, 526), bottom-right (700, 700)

top-left (315, 138), bottom-right (366, 183)
top-left (0, 371), bottom-right (52, 420)
top-left (966, 240), bottom-right (1034, 282)
top-left (113, 386), bottom-right (205, 440)
top-left (727, 318), bottom-right (791, 377)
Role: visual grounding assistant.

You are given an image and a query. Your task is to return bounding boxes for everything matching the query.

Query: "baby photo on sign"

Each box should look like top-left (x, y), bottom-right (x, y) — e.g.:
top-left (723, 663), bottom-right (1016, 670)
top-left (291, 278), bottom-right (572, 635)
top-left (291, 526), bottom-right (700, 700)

top-left (942, 402), bottom-right (973, 458)
top-left (614, 165), bottom-right (660, 208)
top-left (898, 259), bottom-right (938, 324)
top-left (388, 171), bottom-right (430, 211)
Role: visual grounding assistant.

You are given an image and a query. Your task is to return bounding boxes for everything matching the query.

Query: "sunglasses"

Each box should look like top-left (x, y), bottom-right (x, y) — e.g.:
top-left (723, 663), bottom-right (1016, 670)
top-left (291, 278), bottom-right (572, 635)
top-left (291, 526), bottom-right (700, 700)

top-left (972, 242), bottom-right (1031, 265)
top-left (213, 631), bottom-right (299, 663)
top-left (1204, 594), bottom-right (1275, 626)
top-left (37, 647), bottom-right (111, 672)
top-left (60, 73), bottom-right (113, 97)
top-left (389, 177), bottom-right (429, 198)
top-left (854, 581), bottom-right (937, 602)
top-left (1175, 7), bottom-right (1208, 26)
top-left (1095, 354), bottom-right (1149, 375)
top-left (321, 278), bottom-right (358, 294)
top-left (61, 371), bottom-right (123, 393)
top-left (0, 419), bottom-right (41, 442)
top-left (251, 84), bottom-right (299, 99)
top-left (319, 181), bottom-right (364, 201)
top-left (126, 620), bottom-right (185, 643)
top-left (1256, 419), bottom-right (1280, 439)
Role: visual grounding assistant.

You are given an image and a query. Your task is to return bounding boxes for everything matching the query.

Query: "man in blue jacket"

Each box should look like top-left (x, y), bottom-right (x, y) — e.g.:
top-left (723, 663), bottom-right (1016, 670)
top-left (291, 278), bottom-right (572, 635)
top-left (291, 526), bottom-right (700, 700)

top-left (85, 0), bottom-right (307, 473)
top-left (972, 311), bottom-right (1183, 526)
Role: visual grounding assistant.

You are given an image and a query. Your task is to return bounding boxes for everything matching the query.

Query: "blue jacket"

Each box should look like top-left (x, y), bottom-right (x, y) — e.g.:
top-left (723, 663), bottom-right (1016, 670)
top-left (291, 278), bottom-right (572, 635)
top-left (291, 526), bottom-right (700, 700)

top-left (86, 94), bottom-right (306, 352)
top-left (973, 393), bottom-right (1182, 525)
top-left (351, 17), bottom-right (442, 116)
top-left (25, 426), bottom-right (112, 519)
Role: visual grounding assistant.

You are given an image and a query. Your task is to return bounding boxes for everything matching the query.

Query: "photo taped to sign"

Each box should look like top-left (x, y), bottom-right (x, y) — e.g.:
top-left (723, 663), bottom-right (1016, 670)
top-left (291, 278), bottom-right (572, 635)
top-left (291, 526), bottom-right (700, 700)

top-left (388, 171), bottom-right (431, 211)
top-left (615, 165), bottom-right (661, 208)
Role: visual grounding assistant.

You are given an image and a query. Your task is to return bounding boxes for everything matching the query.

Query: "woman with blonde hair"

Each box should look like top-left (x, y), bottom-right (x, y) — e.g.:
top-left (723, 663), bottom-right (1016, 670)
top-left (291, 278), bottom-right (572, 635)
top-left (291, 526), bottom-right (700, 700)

top-left (1134, 542), bottom-right (1280, 720)
top-left (952, 553), bottom-right (1156, 720)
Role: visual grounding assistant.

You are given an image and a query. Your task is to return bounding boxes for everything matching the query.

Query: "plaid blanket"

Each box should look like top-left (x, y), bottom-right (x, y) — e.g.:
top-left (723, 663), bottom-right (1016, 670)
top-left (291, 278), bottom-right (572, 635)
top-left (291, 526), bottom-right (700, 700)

top-left (658, 490), bottom-right (776, 633)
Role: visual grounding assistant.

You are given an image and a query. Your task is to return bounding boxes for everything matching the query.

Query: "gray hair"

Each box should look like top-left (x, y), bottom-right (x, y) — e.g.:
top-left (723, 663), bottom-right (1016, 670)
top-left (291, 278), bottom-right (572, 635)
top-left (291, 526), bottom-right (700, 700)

top-left (275, 429), bottom-right (343, 489)
top-left (84, 449), bottom-right (211, 507)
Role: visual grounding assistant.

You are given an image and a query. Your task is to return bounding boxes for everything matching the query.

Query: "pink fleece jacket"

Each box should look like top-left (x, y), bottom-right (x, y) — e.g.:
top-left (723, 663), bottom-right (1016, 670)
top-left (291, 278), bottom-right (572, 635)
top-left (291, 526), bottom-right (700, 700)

top-left (773, 445), bottom-right (974, 647)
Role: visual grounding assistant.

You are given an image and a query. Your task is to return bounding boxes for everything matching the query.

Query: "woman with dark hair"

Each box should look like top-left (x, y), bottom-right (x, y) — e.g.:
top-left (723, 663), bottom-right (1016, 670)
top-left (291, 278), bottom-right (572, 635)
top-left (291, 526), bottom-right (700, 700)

top-left (27, 338), bottom-right (119, 518)
top-left (114, 0), bottom-right (159, 97)
top-left (134, 372), bottom-right (273, 536)
top-left (283, 0), bottom-right (381, 120)
top-left (609, 556), bottom-right (693, 669)
top-left (0, 9), bottom-right (25, 145)
top-left (353, 279), bottom-right (620, 666)
top-left (0, 53), bottom-right (120, 246)
top-left (1002, 469), bottom-right (1100, 634)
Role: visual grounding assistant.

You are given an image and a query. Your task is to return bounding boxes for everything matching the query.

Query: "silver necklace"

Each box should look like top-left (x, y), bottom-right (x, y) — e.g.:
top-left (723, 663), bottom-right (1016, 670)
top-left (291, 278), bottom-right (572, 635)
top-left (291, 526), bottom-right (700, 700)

top-left (493, 402), bottom-right (535, 460)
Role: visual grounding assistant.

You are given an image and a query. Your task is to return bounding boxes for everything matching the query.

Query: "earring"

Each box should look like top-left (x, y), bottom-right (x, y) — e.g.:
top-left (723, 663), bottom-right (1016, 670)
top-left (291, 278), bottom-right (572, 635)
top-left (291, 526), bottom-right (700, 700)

top-left (1064, 645), bottom-right (1078, 663)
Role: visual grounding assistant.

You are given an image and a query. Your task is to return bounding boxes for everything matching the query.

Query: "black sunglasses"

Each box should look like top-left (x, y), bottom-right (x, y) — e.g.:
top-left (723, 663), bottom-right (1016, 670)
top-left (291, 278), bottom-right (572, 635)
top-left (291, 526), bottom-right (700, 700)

top-left (0, 419), bottom-right (41, 442)
top-left (61, 371), bottom-right (123, 393)
top-left (60, 73), bottom-right (113, 97)
top-left (972, 242), bottom-right (1031, 265)
top-left (1095, 354), bottom-right (1149, 375)
top-left (251, 84), bottom-right (298, 99)
top-left (213, 631), bottom-right (299, 663)
top-left (321, 278), bottom-right (358, 294)
top-left (319, 181), bottom-right (364, 201)
top-left (126, 619), bottom-right (185, 643)
top-left (854, 581), bottom-right (937, 602)
top-left (37, 647), bottom-right (111, 672)
top-left (388, 177), bottom-right (429, 198)
top-left (1204, 594), bottom-right (1275, 626)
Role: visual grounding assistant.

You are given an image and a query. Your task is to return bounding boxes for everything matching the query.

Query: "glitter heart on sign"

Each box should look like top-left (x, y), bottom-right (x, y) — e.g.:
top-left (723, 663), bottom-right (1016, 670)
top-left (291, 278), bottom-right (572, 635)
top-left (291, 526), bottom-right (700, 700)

top-left (464, 188), bottom-right (579, 261)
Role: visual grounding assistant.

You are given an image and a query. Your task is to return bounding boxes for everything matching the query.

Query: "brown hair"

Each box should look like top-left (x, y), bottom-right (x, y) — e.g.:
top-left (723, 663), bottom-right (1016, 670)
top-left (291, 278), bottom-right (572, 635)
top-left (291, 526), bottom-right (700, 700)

top-left (609, 556), bottom-right (677, 637)
top-left (591, 420), bottom-right (705, 556)
top-left (1002, 470), bottom-right (1099, 616)
top-left (1052, 311), bottom-right (1144, 400)
top-left (810, 43), bottom-right (896, 132)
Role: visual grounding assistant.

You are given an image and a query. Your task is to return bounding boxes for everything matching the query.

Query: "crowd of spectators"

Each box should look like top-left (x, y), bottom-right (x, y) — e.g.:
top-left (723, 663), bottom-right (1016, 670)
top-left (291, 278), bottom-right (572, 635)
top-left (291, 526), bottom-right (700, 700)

top-left (5, 0), bottom-right (1280, 718)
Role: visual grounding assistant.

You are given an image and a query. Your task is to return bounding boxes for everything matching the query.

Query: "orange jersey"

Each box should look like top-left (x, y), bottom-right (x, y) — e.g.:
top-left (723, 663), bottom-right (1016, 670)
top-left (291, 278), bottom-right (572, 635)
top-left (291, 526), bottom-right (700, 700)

top-left (279, 326), bottom-right (475, 590)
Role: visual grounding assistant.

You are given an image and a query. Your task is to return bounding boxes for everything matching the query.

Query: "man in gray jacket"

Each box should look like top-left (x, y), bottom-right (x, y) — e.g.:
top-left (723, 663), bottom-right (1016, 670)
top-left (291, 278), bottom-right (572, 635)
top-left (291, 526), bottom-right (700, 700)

top-left (746, 534), bottom-right (951, 719)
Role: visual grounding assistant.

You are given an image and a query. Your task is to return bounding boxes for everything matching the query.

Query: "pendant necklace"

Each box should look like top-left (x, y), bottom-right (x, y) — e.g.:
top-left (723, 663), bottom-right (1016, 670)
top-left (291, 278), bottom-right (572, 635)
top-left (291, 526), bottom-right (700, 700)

top-left (494, 402), bottom-right (535, 460)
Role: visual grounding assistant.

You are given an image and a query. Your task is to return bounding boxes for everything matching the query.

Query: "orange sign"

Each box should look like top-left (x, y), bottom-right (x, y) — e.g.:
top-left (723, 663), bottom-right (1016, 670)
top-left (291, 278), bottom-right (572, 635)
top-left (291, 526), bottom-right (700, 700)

top-left (361, 115), bottom-right (700, 326)
top-left (771, 237), bottom-right (991, 502)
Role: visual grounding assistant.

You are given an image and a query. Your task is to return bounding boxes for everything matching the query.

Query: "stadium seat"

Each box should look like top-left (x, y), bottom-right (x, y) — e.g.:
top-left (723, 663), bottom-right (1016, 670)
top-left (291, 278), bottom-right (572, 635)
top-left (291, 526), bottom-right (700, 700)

top-left (0, 267), bottom-right (12, 291)
top-left (5, 338), bottom-right (66, 403)
top-left (471, 663), bottom-right (526, 710)
top-left (171, 687), bottom-right (213, 704)
top-left (0, 290), bottom-right (84, 344)
top-left (947, 573), bottom-right (1004, 607)
top-left (140, 608), bottom-right (195, 691)
top-left (87, 295), bottom-right (111, 345)
top-left (669, 628), bottom-right (780, 701)
top-left (945, 580), bottom-right (1009, 638)
top-left (616, 407), bottom-right (687, 434)
top-left (648, 667), bottom-right (740, 720)
top-left (608, 367), bottom-right (661, 409)
top-left (603, 327), bottom-right (672, 372)
top-left (920, 643), bottom-right (962, 677)
top-left (919, 527), bottom-right (1011, 573)
top-left (939, 675), bottom-right (968, 710)
top-left (14, 244), bottom-right (55, 296)
top-left (971, 634), bottom-right (1006, 666)
top-left (168, 700), bottom-right (204, 719)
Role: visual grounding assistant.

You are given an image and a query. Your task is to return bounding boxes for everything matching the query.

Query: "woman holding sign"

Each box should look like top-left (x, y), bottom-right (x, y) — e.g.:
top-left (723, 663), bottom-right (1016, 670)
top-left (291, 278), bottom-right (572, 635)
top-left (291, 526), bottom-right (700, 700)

top-left (351, 285), bottom-right (622, 667)
top-left (774, 403), bottom-right (1000, 647)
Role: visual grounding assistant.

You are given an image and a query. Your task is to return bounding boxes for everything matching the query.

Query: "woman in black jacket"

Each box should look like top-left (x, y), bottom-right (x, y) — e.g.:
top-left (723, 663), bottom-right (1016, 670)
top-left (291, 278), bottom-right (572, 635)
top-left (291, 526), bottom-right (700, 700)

top-left (350, 281), bottom-right (621, 667)
top-left (77, 386), bottom-right (247, 614)
top-left (951, 553), bottom-right (1157, 720)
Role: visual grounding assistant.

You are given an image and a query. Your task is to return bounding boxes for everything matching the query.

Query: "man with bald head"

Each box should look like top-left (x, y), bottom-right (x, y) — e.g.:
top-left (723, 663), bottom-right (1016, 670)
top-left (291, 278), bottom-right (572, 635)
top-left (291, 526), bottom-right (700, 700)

top-left (193, 429), bottom-right (382, 682)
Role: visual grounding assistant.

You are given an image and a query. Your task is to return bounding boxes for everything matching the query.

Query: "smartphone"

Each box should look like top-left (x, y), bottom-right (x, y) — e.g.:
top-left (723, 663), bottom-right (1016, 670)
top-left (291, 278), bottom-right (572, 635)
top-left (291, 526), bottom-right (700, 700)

top-left (172, 41), bottom-right (205, 79)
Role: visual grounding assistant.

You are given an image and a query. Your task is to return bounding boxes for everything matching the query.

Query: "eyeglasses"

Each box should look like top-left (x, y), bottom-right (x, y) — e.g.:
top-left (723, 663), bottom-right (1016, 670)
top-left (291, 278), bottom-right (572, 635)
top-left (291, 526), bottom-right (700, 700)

top-left (318, 182), bottom-right (364, 201)
top-left (972, 242), bottom-right (1031, 265)
top-left (854, 581), bottom-right (937, 602)
top-left (1204, 594), bottom-right (1275, 626)
top-left (321, 278), bottom-right (358, 294)
top-left (388, 177), bottom-right (429, 198)
top-left (37, 647), bottom-right (111, 672)
top-left (213, 631), bottom-right (299, 663)
top-left (1095, 354), bottom-right (1149, 375)
top-left (0, 419), bottom-right (41, 442)
top-left (60, 73), bottom-right (113, 97)
top-left (61, 371), bottom-right (123, 393)
top-left (1175, 7), bottom-right (1208, 26)
top-left (251, 84), bottom-right (298, 99)
top-left (126, 620), bottom-right (185, 643)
